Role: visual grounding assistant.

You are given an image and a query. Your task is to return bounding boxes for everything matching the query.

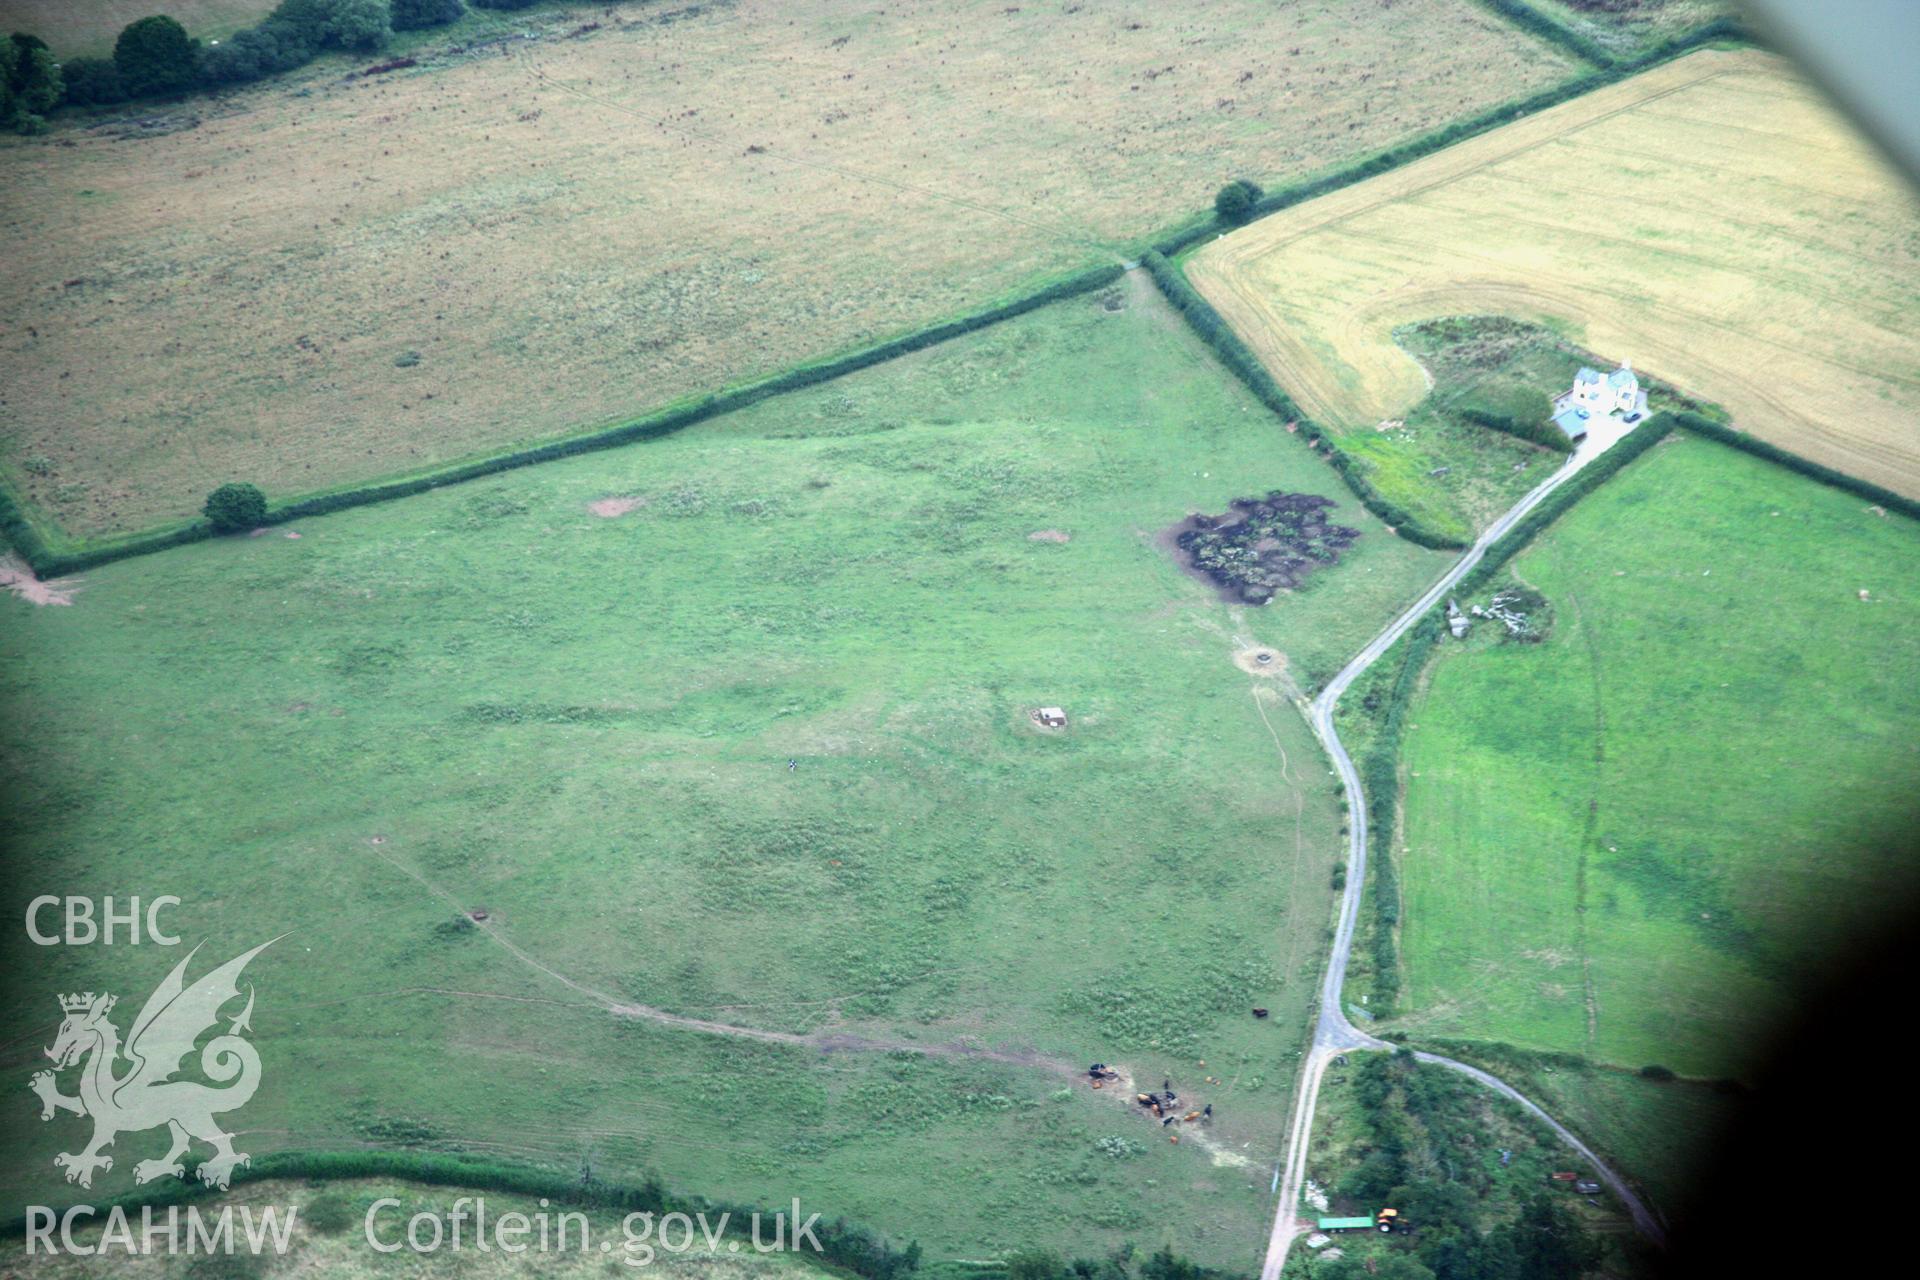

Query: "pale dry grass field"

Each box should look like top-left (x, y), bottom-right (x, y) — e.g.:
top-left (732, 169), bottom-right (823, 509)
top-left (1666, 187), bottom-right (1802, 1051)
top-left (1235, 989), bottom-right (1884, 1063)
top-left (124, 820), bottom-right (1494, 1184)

top-left (0, 0), bottom-right (1581, 537)
top-left (1189, 49), bottom-right (1920, 497)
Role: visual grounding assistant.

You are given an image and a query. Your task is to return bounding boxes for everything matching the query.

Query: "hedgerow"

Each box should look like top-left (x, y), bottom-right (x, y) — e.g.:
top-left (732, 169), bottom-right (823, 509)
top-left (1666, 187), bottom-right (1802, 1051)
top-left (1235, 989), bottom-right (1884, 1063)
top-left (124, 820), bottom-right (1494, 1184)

top-left (1, 262), bottom-right (1124, 578)
top-left (1142, 19), bottom-right (1749, 262)
top-left (1454, 411), bottom-right (1677, 601)
top-left (1139, 252), bottom-right (1466, 550)
top-left (1466, 0), bottom-right (1616, 68)
top-left (1129, 16), bottom-right (1747, 553)
top-left (1146, 74), bottom-right (1593, 259)
top-left (1350, 413), bottom-right (1680, 1008)
top-left (0, 1150), bottom-right (925, 1280)
top-left (1358, 613), bottom-right (1445, 1010)
top-left (0, 483), bottom-right (59, 570)
top-left (1633, 18), bottom-right (1752, 66)
top-left (0, 1148), bottom-right (1236, 1280)
top-left (0, 14), bottom-right (1755, 577)
top-left (1350, 398), bottom-right (1920, 1014)
top-left (1672, 411), bottom-right (1920, 523)
top-left (1461, 407), bottom-right (1574, 455)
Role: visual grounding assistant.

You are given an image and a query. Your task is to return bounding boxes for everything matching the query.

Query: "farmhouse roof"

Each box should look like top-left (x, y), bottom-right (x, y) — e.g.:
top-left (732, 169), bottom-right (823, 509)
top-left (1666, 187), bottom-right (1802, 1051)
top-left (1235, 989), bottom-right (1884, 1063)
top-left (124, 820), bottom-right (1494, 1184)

top-left (1606, 364), bottom-right (1637, 388)
top-left (1573, 366), bottom-right (1603, 385)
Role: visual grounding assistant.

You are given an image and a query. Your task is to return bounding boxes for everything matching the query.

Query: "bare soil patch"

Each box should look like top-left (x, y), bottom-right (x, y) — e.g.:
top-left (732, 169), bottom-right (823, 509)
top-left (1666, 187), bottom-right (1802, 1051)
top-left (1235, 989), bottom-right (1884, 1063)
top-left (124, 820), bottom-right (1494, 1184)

top-left (588, 497), bottom-right (645, 519)
top-left (0, 555), bottom-right (79, 606)
top-left (1027, 529), bottom-right (1071, 543)
top-left (1234, 647), bottom-right (1287, 677)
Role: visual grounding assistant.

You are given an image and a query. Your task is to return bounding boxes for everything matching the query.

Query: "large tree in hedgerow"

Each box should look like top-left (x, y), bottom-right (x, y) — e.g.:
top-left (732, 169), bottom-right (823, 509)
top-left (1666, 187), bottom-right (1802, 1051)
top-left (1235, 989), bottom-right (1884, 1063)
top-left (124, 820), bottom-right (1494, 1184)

top-left (113, 14), bottom-right (198, 97)
top-left (1214, 178), bottom-right (1264, 225)
top-left (2, 33), bottom-right (63, 132)
top-left (204, 483), bottom-right (268, 533)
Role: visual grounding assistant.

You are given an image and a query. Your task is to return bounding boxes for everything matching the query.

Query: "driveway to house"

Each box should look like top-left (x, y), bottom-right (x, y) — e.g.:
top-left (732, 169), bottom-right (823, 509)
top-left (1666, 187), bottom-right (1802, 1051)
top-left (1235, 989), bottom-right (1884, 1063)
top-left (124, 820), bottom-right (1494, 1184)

top-left (1260, 416), bottom-right (1661, 1280)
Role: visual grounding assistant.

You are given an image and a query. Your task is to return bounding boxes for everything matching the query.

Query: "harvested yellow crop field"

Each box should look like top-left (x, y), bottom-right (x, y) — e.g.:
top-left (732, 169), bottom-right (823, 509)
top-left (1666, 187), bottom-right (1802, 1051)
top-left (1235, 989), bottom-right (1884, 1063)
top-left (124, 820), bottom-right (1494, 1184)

top-left (0, 0), bottom-right (1581, 537)
top-left (1190, 49), bottom-right (1920, 498)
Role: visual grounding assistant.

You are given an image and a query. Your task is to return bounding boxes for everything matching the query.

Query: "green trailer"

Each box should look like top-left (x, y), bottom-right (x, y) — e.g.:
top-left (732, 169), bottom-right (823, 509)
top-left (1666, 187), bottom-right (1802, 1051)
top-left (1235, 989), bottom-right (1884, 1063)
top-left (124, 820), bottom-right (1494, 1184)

top-left (1316, 1217), bottom-right (1377, 1232)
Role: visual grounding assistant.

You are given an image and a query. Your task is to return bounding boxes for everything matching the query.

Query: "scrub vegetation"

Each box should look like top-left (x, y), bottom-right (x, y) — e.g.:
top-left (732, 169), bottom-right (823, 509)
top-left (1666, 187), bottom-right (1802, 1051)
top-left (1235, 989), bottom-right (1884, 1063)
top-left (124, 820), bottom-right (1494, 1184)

top-left (1285, 1051), bottom-right (1632, 1280)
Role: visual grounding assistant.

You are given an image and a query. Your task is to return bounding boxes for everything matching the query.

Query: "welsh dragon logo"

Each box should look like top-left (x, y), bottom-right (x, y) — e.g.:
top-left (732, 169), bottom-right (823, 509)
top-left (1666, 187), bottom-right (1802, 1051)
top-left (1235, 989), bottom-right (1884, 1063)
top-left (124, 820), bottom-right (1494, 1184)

top-left (29, 939), bottom-right (277, 1191)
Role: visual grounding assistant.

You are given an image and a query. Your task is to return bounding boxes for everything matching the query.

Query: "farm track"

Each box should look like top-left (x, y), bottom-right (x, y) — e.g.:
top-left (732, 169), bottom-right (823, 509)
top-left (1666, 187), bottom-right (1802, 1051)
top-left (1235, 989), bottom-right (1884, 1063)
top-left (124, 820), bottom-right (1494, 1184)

top-left (360, 841), bottom-right (1266, 1176)
top-left (340, 364), bottom-right (1665, 1271)
top-left (364, 842), bottom-right (1075, 1073)
top-left (1260, 421), bottom-right (1663, 1279)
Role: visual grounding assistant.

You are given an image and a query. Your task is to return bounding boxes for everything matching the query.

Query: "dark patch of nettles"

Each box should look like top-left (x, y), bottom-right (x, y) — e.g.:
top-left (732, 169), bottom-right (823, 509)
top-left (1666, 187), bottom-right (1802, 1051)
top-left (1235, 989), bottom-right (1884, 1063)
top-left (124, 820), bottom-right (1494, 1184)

top-left (1178, 490), bottom-right (1360, 603)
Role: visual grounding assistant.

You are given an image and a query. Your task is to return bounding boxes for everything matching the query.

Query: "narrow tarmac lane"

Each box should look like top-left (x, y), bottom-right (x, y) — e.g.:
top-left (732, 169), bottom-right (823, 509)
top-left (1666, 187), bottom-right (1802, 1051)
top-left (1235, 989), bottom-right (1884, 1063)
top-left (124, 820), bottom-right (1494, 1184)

top-left (1261, 419), bottom-right (1663, 1279)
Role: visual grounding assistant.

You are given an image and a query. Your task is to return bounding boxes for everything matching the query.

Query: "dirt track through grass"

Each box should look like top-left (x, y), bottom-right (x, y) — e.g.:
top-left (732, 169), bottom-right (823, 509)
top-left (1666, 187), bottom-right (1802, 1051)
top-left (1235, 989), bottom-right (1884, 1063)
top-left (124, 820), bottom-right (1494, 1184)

top-left (0, 285), bottom-right (1451, 1263)
top-left (1190, 49), bottom-right (1920, 499)
top-left (0, 0), bottom-right (1581, 536)
top-left (367, 837), bottom-right (1078, 1071)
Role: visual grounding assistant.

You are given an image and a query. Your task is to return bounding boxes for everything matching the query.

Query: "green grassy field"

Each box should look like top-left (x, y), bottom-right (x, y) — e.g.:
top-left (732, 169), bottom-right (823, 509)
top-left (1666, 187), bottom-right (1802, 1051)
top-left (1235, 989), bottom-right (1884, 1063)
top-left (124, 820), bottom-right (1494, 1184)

top-left (0, 278), bottom-right (1450, 1265)
top-left (1391, 435), bottom-right (1920, 1077)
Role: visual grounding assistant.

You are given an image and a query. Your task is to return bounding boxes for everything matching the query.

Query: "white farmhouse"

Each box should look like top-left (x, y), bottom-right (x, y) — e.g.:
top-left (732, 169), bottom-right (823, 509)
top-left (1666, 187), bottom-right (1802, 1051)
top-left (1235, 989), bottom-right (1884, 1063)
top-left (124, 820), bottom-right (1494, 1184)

top-left (1550, 363), bottom-right (1647, 442)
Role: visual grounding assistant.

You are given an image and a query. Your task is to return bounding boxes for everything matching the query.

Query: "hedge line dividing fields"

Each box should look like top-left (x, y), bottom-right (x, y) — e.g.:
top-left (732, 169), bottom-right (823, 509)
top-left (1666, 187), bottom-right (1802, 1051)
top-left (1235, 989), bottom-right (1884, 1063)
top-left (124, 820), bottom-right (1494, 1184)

top-left (0, 1150), bottom-right (913, 1280)
top-left (1140, 252), bottom-right (1465, 551)
top-left (1, 263), bottom-right (1124, 578)
top-left (1143, 16), bottom-right (1750, 263)
top-left (1348, 406), bottom-right (1920, 1012)
top-left (2, 14), bottom-right (1751, 580)
top-left (8, 0), bottom-right (1598, 541)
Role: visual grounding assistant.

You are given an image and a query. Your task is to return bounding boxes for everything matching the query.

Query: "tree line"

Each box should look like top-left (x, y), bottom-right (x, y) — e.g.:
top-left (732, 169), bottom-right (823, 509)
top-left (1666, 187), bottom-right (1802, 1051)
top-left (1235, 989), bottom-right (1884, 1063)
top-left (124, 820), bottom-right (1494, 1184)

top-left (3, 0), bottom-right (621, 130)
top-left (1324, 1051), bottom-right (1610, 1280)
